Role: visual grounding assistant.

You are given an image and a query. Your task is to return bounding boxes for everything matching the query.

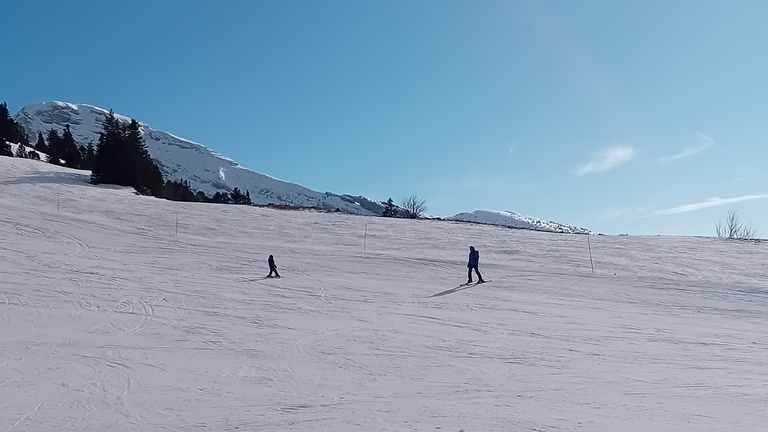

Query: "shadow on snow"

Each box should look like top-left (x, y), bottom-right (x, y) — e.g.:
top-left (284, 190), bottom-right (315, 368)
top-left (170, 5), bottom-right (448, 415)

top-left (429, 283), bottom-right (477, 298)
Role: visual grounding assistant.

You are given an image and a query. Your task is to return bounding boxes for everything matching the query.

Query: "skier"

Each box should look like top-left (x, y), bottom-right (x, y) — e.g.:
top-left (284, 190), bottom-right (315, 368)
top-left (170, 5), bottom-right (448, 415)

top-left (267, 254), bottom-right (281, 278)
top-left (467, 246), bottom-right (485, 284)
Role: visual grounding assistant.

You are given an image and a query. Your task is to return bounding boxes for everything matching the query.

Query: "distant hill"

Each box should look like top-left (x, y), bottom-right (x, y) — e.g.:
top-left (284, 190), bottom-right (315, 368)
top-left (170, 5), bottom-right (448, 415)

top-left (11, 101), bottom-right (592, 233)
top-left (450, 210), bottom-right (593, 234)
top-left (14, 101), bottom-right (383, 216)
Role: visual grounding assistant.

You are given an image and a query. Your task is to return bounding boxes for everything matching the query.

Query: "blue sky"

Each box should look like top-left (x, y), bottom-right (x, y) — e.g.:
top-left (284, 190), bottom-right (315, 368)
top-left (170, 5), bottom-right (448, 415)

top-left (3, 0), bottom-right (767, 236)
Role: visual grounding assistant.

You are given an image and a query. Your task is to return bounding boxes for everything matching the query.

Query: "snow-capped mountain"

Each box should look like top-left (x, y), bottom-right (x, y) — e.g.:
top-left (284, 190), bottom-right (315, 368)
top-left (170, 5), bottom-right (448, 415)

top-left (450, 210), bottom-right (593, 234)
top-left (14, 102), bottom-right (382, 216)
top-left (12, 101), bottom-right (592, 233)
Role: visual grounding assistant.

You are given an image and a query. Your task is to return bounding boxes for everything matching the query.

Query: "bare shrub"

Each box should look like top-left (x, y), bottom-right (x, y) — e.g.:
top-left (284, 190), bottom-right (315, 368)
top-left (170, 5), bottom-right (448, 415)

top-left (715, 209), bottom-right (759, 239)
top-left (400, 194), bottom-right (427, 219)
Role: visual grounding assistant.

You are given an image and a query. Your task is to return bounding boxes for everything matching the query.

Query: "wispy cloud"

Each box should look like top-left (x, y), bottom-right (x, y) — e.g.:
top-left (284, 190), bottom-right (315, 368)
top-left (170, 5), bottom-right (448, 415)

top-left (576, 145), bottom-right (636, 176)
top-left (600, 206), bottom-right (648, 220)
top-left (626, 194), bottom-right (768, 220)
top-left (661, 132), bottom-right (714, 163)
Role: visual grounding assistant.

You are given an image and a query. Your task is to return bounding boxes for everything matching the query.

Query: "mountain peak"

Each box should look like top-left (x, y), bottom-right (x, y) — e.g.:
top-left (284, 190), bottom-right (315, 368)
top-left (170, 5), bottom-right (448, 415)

top-left (15, 101), bottom-right (383, 216)
top-left (450, 210), bottom-right (593, 234)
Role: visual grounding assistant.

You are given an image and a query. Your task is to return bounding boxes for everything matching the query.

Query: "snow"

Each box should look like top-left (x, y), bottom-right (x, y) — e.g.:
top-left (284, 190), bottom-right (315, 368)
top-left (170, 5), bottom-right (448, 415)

top-left (451, 210), bottom-right (593, 234)
top-left (2, 156), bottom-right (768, 431)
top-left (14, 101), bottom-right (595, 231)
top-left (13, 102), bottom-right (380, 216)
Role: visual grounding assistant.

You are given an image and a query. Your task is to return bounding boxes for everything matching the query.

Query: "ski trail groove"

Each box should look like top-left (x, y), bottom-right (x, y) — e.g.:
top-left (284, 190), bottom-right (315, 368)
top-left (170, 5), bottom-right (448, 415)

top-left (8, 402), bottom-right (43, 430)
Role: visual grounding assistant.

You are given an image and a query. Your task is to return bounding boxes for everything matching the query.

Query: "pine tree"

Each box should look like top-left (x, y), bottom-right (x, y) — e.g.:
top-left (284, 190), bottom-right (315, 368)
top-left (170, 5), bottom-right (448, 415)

top-left (0, 102), bottom-right (12, 144)
top-left (162, 179), bottom-right (197, 201)
top-left (91, 110), bottom-right (123, 185)
top-left (230, 187), bottom-right (245, 204)
top-left (0, 101), bottom-right (11, 154)
top-left (91, 112), bottom-right (164, 196)
top-left (382, 197), bottom-right (399, 217)
top-left (15, 142), bottom-right (28, 158)
top-left (126, 119), bottom-right (163, 196)
top-left (78, 141), bottom-right (96, 170)
top-left (46, 129), bottom-right (63, 165)
top-left (0, 101), bottom-right (29, 150)
top-left (35, 132), bottom-right (47, 153)
top-left (14, 123), bottom-right (29, 147)
top-left (0, 140), bottom-right (12, 157)
top-left (211, 192), bottom-right (230, 204)
top-left (60, 124), bottom-right (82, 168)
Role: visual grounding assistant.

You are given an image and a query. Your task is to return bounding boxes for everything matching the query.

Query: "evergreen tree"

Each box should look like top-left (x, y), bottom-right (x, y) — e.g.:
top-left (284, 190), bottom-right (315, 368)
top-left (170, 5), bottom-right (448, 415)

top-left (211, 192), bottom-right (230, 204)
top-left (60, 124), bottom-right (82, 168)
top-left (15, 123), bottom-right (29, 147)
top-left (91, 112), bottom-right (165, 196)
top-left (35, 132), bottom-right (47, 153)
top-left (46, 129), bottom-right (63, 165)
top-left (0, 139), bottom-right (11, 157)
top-left (382, 197), bottom-right (399, 217)
top-left (162, 179), bottom-right (197, 201)
top-left (0, 102), bottom-right (12, 144)
top-left (91, 110), bottom-right (122, 185)
top-left (0, 101), bottom-right (29, 149)
top-left (78, 141), bottom-right (96, 170)
top-left (15, 142), bottom-right (28, 158)
top-left (230, 187), bottom-right (245, 204)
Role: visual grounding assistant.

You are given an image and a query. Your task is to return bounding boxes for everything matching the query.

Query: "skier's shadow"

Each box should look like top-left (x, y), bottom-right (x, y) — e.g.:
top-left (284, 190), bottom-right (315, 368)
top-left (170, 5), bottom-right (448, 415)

top-left (429, 283), bottom-right (475, 298)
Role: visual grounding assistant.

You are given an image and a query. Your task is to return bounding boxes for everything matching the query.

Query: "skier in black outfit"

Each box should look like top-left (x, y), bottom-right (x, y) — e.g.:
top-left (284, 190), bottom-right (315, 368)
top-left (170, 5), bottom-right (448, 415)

top-left (467, 246), bottom-right (485, 284)
top-left (267, 254), bottom-right (281, 278)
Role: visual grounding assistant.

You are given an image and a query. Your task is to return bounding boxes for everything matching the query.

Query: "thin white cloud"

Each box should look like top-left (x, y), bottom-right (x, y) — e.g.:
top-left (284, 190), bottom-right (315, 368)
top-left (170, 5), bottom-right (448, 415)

top-left (661, 132), bottom-right (714, 163)
top-left (626, 194), bottom-right (768, 220)
top-left (576, 145), bottom-right (637, 176)
top-left (600, 206), bottom-right (648, 220)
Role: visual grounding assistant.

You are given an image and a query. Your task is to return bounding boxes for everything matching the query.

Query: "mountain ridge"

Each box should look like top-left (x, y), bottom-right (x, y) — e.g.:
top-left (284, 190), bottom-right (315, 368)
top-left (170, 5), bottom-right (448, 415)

top-left (15, 101), bottom-right (382, 216)
top-left (13, 101), bottom-right (593, 234)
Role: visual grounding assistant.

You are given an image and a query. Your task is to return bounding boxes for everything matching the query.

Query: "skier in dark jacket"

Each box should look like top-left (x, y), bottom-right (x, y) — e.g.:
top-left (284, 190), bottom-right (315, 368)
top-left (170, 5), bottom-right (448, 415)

top-left (467, 246), bottom-right (485, 284)
top-left (267, 255), bottom-right (281, 278)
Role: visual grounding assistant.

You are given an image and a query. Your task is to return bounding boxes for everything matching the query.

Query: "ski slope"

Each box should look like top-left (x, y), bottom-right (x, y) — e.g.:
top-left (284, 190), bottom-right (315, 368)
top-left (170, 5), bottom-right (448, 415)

top-left (2, 156), bottom-right (768, 431)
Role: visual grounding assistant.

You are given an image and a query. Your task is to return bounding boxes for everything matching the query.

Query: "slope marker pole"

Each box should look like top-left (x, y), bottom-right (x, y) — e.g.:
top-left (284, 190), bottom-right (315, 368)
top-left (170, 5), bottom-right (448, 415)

top-left (587, 236), bottom-right (594, 273)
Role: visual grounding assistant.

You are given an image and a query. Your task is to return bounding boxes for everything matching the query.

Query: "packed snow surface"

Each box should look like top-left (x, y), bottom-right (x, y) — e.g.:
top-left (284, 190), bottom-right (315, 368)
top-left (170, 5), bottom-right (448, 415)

top-left (2, 157), bottom-right (768, 431)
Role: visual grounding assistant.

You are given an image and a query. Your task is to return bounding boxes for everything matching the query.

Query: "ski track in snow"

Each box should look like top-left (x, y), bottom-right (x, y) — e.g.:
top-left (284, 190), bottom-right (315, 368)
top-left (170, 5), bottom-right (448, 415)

top-left (2, 158), bottom-right (768, 431)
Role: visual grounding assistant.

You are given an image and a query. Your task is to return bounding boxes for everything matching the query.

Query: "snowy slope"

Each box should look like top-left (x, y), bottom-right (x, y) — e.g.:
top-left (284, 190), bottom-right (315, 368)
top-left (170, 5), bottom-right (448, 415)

top-left (14, 102), bottom-right (381, 215)
top-left (2, 155), bottom-right (768, 431)
top-left (451, 209), bottom-right (593, 234)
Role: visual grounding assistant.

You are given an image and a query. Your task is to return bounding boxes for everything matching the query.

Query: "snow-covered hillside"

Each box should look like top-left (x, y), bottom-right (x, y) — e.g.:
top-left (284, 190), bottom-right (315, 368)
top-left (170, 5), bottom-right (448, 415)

top-left (451, 210), bottom-right (593, 234)
top-left (3, 155), bottom-right (768, 431)
top-left (14, 101), bottom-right (381, 215)
top-left (12, 101), bottom-right (595, 232)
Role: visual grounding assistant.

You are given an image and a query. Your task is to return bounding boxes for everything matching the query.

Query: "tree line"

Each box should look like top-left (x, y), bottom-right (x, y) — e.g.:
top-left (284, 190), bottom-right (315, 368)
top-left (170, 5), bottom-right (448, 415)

top-left (4, 100), bottom-right (433, 218)
top-left (1, 101), bottom-right (252, 205)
